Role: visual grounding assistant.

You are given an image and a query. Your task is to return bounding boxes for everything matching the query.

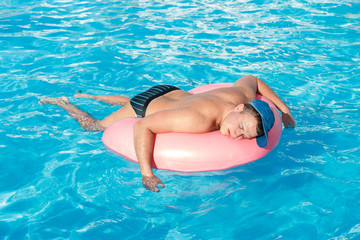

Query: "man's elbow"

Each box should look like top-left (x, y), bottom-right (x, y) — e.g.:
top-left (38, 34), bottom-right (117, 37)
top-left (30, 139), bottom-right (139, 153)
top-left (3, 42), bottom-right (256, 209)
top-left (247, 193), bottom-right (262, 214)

top-left (134, 119), bottom-right (146, 134)
top-left (134, 119), bottom-right (156, 136)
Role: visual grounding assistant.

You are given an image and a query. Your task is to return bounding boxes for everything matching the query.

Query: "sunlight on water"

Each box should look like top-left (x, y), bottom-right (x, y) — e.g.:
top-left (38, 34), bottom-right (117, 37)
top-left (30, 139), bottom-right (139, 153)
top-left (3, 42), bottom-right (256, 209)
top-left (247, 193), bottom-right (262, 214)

top-left (1, 0), bottom-right (359, 239)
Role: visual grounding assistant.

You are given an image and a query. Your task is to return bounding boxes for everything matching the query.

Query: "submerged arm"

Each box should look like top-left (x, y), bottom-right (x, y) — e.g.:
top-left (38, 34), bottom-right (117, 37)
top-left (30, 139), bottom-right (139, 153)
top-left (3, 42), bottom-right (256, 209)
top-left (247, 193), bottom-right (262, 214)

top-left (133, 109), bottom-right (214, 192)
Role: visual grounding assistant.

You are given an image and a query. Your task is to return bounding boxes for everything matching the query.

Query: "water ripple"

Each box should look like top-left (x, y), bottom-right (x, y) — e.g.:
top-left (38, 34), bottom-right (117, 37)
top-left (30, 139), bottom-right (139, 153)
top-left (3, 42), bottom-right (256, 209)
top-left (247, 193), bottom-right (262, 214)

top-left (1, 0), bottom-right (360, 239)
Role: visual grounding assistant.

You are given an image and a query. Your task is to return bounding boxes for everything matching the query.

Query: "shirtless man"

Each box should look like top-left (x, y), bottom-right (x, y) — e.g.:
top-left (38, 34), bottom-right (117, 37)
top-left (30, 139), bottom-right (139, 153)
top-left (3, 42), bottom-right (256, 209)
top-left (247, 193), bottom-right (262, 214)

top-left (39, 75), bottom-right (295, 192)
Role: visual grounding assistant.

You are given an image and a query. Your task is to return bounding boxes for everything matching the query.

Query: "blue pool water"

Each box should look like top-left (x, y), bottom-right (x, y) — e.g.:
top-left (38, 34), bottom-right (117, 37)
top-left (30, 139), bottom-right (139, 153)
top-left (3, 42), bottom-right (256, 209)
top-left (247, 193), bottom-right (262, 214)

top-left (1, 0), bottom-right (360, 239)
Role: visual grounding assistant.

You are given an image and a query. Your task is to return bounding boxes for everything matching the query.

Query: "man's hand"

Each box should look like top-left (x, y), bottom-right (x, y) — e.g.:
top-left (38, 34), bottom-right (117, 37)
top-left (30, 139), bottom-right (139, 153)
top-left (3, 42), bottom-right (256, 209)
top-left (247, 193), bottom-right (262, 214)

top-left (282, 112), bottom-right (295, 128)
top-left (142, 175), bottom-right (165, 192)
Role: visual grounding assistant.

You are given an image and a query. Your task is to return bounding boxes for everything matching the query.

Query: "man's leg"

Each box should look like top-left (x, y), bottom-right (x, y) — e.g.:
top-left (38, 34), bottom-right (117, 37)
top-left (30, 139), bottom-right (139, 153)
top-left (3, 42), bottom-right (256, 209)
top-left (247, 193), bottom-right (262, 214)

top-left (74, 91), bottom-right (130, 106)
top-left (98, 102), bottom-right (136, 128)
top-left (39, 97), bottom-right (136, 131)
top-left (39, 97), bottom-right (105, 131)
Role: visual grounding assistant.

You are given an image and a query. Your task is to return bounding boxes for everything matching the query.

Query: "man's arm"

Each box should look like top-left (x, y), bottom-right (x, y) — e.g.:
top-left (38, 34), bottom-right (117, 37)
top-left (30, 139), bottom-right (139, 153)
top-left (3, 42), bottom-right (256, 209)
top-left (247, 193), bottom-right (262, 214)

top-left (133, 108), bottom-right (214, 192)
top-left (234, 75), bottom-right (295, 127)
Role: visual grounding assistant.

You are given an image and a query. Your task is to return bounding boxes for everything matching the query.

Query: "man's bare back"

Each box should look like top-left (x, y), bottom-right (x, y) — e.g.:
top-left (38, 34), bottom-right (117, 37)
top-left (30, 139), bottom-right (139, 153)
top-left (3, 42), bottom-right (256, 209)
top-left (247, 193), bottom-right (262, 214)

top-left (147, 86), bottom-right (250, 115)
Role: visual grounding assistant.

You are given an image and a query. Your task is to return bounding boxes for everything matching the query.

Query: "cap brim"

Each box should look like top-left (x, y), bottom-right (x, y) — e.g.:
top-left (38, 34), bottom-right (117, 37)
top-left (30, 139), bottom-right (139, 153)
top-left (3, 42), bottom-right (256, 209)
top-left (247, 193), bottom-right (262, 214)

top-left (248, 99), bottom-right (273, 148)
top-left (256, 131), bottom-right (269, 148)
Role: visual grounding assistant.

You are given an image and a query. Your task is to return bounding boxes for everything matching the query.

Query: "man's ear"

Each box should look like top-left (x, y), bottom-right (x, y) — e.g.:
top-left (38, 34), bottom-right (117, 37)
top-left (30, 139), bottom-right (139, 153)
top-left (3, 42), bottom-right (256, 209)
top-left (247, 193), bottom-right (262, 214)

top-left (234, 104), bottom-right (245, 112)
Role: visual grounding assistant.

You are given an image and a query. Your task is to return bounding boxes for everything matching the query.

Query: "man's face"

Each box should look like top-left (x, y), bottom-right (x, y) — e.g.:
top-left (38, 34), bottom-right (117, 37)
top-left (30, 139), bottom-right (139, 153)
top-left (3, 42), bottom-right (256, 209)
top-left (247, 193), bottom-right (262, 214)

top-left (220, 111), bottom-right (258, 140)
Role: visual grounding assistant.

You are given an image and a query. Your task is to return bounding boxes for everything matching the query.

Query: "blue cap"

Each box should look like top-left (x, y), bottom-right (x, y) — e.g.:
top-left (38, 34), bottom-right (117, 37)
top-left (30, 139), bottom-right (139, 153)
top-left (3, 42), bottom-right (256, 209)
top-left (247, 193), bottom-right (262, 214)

top-left (248, 99), bottom-right (275, 148)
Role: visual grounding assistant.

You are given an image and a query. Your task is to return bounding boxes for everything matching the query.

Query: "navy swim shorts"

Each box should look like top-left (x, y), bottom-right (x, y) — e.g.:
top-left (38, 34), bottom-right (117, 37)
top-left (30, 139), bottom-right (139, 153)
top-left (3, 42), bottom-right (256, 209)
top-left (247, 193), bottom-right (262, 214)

top-left (130, 85), bottom-right (180, 117)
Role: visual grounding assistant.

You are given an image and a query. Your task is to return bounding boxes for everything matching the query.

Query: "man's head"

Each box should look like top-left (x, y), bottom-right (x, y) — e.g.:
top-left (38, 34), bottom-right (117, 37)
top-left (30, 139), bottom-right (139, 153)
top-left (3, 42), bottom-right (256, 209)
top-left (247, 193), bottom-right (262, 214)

top-left (247, 99), bottom-right (275, 148)
top-left (220, 99), bottom-right (275, 148)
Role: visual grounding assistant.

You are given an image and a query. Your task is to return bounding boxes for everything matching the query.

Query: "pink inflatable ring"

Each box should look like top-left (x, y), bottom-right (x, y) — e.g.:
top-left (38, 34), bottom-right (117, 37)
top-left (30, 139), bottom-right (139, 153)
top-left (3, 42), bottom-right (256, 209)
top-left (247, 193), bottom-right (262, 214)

top-left (102, 83), bottom-right (282, 172)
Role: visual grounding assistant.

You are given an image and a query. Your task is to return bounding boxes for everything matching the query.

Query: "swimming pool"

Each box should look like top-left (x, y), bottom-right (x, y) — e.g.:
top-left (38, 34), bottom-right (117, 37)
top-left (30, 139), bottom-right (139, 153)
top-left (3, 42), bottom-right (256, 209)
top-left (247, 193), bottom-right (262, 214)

top-left (1, 0), bottom-right (359, 239)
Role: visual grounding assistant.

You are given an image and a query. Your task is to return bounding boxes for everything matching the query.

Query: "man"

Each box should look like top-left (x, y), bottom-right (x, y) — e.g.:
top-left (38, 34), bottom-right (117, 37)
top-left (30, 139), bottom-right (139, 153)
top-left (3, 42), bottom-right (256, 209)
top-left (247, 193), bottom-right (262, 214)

top-left (39, 75), bottom-right (295, 192)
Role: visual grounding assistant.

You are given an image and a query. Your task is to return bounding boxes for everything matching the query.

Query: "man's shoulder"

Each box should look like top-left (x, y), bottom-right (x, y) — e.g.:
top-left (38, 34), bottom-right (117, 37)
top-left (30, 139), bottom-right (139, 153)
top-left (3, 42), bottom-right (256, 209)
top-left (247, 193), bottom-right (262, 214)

top-left (203, 86), bottom-right (252, 104)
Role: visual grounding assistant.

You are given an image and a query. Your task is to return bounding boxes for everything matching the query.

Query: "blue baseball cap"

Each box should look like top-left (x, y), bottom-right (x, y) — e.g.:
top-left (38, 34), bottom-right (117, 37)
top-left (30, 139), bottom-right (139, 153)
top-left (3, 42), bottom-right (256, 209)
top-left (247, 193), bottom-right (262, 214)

top-left (248, 99), bottom-right (275, 148)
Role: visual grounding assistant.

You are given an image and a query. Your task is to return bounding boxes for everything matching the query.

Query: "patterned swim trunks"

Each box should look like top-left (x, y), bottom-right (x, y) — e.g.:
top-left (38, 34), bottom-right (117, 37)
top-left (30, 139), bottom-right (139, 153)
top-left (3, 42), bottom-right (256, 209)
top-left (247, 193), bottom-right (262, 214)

top-left (130, 85), bottom-right (180, 117)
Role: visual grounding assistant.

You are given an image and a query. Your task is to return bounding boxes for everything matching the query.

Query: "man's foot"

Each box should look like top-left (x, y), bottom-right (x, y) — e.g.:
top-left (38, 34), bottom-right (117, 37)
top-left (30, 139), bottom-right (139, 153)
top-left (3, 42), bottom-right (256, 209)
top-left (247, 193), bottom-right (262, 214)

top-left (38, 96), bottom-right (69, 105)
top-left (74, 90), bottom-right (93, 99)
